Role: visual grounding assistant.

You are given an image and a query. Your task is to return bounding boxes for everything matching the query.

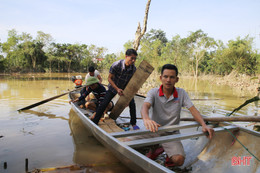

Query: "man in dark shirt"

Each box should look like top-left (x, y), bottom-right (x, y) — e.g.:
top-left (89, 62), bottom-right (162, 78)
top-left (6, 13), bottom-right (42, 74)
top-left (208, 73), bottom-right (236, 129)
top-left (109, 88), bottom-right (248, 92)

top-left (92, 49), bottom-right (139, 130)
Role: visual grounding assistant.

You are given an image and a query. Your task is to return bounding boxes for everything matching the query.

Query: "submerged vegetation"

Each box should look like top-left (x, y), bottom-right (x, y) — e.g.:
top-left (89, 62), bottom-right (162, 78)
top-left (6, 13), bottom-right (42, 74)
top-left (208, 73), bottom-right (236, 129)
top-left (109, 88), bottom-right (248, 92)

top-left (0, 29), bottom-right (259, 78)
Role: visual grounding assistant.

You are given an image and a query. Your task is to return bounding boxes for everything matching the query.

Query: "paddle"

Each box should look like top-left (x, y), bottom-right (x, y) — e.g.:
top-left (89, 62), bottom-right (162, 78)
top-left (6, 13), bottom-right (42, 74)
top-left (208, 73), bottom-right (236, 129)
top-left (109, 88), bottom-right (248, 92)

top-left (103, 84), bottom-right (222, 100)
top-left (103, 84), bottom-right (147, 98)
top-left (17, 85), bottom-right (86, 111)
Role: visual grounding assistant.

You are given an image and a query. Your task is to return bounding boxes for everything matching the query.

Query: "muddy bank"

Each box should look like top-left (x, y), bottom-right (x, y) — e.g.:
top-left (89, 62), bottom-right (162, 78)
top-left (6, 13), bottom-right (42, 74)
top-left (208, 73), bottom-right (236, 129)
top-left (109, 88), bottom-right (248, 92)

top-left (138, 71), bottom-right (259, 97)
top-left (198, 71), bottom-right (259, 97)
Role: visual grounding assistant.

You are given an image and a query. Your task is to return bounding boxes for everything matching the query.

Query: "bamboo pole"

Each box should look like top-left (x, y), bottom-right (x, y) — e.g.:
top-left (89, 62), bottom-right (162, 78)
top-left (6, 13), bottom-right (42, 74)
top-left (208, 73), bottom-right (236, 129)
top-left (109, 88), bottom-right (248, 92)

top-left (181, 116), bottom-right (260, 122)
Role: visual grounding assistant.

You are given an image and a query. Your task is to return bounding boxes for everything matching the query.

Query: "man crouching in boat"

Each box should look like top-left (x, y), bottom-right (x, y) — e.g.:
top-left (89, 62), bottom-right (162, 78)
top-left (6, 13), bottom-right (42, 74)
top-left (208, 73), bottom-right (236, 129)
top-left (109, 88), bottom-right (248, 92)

top-left (141, 64), bottom-right (214, 167)
top-left (71, 77), bottom-right (113, 118)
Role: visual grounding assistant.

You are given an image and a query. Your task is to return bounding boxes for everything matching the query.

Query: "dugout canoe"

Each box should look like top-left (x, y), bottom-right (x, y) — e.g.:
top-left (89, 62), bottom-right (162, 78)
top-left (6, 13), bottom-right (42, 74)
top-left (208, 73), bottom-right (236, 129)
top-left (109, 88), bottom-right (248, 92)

top-left (69, 91), bottom-right (260, 173)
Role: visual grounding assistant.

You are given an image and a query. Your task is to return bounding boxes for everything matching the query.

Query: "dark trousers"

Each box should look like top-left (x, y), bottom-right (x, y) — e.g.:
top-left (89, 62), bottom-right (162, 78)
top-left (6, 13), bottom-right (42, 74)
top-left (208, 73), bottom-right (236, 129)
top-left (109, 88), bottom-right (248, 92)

top-left (92, 90), bottom-right (137, 125)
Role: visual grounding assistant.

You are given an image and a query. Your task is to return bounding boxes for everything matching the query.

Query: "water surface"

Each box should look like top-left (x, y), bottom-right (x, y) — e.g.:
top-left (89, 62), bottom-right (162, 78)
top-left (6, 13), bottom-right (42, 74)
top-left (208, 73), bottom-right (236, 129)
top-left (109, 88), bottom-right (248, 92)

top-left (0, 73), bottom-right (258, 172)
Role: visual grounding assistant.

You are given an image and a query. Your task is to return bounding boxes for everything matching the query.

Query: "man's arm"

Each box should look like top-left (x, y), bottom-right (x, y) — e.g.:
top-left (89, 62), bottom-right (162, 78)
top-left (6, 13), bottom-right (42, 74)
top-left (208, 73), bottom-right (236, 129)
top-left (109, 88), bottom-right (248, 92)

top-left (108, 73), bottom-right (124, 96)
top-left (189, 106), bottom-right (214, 139)
top-left (97, 74), bottom-right (102, 83)
top-left (141, 102), bottom-right (160, 132)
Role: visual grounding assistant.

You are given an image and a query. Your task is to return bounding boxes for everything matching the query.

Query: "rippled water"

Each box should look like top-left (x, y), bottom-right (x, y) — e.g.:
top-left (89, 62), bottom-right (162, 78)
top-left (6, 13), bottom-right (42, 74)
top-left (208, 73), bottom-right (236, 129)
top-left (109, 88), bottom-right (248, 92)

top-left (0, 73), bottom-right (258, 172)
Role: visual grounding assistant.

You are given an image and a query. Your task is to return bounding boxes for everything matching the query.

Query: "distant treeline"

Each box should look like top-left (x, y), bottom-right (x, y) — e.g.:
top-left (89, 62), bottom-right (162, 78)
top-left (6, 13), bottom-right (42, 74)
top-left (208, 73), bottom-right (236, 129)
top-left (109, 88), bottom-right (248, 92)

top-left (0, 29), bottom-right (259, 77)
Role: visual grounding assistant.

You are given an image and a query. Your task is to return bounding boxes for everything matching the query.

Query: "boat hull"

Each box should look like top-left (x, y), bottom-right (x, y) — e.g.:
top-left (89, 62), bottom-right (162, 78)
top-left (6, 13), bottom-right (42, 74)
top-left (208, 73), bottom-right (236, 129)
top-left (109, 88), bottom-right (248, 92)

top-left (69, 91), bottom-right (260, 173)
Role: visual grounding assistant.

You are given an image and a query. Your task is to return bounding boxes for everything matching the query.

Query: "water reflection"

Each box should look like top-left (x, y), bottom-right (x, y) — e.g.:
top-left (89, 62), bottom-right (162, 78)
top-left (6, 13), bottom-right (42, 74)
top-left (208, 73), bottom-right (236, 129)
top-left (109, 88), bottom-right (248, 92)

top-left (68, 109), bottom-right (131, 172)
top-left (22, 110), bottom-right (69, 121)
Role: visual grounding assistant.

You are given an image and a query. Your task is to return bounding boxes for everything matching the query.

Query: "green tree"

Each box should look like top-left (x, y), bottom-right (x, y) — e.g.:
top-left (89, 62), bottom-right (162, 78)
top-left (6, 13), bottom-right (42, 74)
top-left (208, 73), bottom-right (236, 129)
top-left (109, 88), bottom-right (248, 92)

top-left (186, 30), bottom-right (216, 77)
top-left (214, 36), bottom-right (257, 75)
top-left (2, 29), bottom-right (24, 72)
top-left (101, 53), bottom-right (118, 70)
top-left (161, 35), bottom-right (189, 73)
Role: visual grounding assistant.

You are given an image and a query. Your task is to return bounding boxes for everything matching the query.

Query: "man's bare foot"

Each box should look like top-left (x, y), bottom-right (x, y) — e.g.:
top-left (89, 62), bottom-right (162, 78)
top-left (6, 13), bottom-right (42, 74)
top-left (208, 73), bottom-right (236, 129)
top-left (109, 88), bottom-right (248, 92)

top-left (90, 112), bottom-right (96, 120)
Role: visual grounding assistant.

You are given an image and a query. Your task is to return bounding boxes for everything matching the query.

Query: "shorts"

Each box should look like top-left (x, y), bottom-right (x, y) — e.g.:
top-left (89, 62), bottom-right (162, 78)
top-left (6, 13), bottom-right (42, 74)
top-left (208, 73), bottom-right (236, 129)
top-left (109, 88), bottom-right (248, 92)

top-left (131, 131), bottom-right (185, 158)
top-left (160, 131), bottom-right (185, 157)
top-left (90, 99), bottom-right (114, 111)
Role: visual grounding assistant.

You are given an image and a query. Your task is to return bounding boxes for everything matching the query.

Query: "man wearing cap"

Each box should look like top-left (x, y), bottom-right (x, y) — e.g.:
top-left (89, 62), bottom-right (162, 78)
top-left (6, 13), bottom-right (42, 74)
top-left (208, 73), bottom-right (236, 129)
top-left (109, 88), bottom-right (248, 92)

top-left (72, 77), bottom-right (113, 114)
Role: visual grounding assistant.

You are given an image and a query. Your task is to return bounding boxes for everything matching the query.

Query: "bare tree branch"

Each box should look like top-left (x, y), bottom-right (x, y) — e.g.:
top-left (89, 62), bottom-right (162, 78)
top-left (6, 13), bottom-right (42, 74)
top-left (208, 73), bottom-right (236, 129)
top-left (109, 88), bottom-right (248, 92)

top-left (133, 0), bottom-right (151, 51)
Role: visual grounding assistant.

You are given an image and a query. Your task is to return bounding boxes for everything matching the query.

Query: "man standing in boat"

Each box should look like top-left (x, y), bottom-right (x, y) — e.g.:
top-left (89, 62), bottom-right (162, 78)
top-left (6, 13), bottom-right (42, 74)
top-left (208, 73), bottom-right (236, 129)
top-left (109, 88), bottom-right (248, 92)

top-left (92, 48), bottom-right (139, 130)
top-left (141, 64), bottom-right (214, 167)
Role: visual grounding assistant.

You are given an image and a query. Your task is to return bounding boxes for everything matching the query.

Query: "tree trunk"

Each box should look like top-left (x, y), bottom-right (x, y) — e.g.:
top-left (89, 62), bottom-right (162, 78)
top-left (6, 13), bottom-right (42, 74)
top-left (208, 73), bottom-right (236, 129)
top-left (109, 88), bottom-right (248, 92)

top-left (133, 0), bottom-right (151, 51)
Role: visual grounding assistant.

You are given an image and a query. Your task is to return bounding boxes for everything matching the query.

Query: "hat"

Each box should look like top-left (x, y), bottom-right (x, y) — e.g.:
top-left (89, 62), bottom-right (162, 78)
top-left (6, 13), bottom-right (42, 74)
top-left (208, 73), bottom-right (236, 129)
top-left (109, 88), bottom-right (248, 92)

top-left (86, 77), bottom-right (99, 86)
top-left (76, 75), bottom-right (82, 80)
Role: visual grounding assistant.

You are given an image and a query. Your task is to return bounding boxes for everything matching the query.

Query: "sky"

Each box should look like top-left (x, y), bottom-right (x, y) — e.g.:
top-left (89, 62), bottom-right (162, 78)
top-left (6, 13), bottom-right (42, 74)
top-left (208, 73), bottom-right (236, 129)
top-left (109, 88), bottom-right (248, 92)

top-left (0, 0), bottom-right (260, 54)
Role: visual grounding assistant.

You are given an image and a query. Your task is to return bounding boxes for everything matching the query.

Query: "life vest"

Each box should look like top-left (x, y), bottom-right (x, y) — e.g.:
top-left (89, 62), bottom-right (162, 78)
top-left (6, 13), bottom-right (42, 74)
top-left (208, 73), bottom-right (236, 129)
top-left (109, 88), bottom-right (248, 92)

top-left (74, 79), bottom-right (83, 87)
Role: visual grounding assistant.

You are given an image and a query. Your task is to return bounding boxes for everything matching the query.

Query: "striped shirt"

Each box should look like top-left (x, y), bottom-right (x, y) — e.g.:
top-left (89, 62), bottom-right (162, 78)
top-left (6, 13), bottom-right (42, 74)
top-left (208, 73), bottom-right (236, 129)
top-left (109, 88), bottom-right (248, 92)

top-left (79, 83), bottom-right (106, 105)
top-left (108, 59), bottom-right (136, 94)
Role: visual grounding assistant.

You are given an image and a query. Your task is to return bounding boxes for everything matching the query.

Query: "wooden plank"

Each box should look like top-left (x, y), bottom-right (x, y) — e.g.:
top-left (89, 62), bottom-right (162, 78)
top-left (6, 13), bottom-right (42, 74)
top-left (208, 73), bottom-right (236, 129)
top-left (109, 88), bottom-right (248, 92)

top-left (99, 119), bottom-right (125, 133)
top-left (124, 126), bottom-right (238, 148)
top-left (110, 122), bottom-right (199, 138)
top-left (109, 60), bottom-right (154, 120)
top-left (105, 119), bottom-right (125, 132)
top-left (181, 116), bottom-right (260, 122)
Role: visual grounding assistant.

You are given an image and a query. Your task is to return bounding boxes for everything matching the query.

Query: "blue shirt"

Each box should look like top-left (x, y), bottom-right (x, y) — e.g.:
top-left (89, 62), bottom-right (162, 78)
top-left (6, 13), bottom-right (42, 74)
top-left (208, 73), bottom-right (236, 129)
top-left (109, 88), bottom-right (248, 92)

top-left (108, 59), bottom-right (136, 94)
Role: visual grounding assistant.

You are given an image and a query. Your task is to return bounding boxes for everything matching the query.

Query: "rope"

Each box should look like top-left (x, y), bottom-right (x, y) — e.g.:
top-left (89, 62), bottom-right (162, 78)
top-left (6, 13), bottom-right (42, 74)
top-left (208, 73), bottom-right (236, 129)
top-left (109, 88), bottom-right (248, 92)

top-left (222, 127), bottom-right (260, 162)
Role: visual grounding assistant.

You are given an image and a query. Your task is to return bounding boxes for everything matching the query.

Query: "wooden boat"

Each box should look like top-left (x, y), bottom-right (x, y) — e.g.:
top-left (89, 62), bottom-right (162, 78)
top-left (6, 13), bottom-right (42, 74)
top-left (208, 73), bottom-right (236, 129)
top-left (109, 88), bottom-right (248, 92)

top-left (69, 91), bottom-right (260, 173)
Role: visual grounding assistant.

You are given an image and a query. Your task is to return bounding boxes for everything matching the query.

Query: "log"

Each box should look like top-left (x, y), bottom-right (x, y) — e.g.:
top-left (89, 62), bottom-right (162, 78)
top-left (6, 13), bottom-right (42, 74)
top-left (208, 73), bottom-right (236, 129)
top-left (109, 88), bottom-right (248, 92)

top-left (181, 116), bottom-right (260, 122)
top-left (109, 60), bottom-right (154, 120)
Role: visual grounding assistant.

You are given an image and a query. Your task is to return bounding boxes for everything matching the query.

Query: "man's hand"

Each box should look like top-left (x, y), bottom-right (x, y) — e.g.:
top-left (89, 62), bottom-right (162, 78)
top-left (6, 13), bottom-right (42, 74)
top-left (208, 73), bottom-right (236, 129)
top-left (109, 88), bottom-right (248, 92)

top-left (71, 98), bottom-right (79, 103)
top-left (117, 88), bottom-right (124, 96)
top-left (202, 125), bottom-right (214, 139)
top-left (144, 119), bottom-right (161, 132)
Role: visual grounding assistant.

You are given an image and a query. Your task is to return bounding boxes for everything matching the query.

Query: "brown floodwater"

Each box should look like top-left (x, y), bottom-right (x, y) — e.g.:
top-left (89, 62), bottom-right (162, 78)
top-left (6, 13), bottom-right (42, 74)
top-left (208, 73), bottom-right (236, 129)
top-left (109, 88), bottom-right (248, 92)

top-left (0, 73), bottom-right (258, 173)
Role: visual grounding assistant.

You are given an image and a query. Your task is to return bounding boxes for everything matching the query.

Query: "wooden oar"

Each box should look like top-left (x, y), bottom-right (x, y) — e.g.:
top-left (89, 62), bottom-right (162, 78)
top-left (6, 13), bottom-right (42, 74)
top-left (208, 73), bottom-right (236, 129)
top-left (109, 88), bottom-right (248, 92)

top-left (17, 85), bottom-right (85, 111)
top-left (181, 116), bottom-right (260, 122)
top-left (103, 84), bottom-right (146, 98)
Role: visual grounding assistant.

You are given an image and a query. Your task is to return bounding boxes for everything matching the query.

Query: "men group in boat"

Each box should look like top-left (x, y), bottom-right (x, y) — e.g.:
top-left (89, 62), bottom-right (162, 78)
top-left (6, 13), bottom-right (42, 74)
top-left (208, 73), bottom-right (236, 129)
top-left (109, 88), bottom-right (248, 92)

top-left (141, 64), bottom-right (214, 167)
top-left (71, 49), bottom-right (140, 129)
top-left (71, 49), bottom-right (215, 167)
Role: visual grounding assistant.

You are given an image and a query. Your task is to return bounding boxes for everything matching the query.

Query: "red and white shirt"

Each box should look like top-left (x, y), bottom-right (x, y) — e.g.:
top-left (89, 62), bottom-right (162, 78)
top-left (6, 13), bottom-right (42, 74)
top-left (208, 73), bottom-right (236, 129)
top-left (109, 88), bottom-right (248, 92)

top-left (144, 85), bottom-right (193, 126)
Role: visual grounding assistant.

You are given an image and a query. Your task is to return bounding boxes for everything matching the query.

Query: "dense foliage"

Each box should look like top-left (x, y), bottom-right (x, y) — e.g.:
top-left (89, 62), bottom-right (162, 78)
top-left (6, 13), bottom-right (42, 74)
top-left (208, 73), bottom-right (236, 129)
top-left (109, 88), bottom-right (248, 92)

top-left (0, 29), bottom-right (259, 76)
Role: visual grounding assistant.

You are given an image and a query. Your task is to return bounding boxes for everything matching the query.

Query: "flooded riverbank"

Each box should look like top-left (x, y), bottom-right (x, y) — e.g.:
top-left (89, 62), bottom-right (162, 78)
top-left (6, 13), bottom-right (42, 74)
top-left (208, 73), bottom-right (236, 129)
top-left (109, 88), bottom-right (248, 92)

top-left (0, 73), bottom-right (259, 172)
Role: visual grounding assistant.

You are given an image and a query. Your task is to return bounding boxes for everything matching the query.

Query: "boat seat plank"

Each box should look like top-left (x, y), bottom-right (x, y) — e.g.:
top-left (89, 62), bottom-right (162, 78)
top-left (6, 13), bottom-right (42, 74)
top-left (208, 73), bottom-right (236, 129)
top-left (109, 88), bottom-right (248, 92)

top-left (110, 122), bottom-right (199, 138)
top-left (124, 125), bottom-right (239, 148)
